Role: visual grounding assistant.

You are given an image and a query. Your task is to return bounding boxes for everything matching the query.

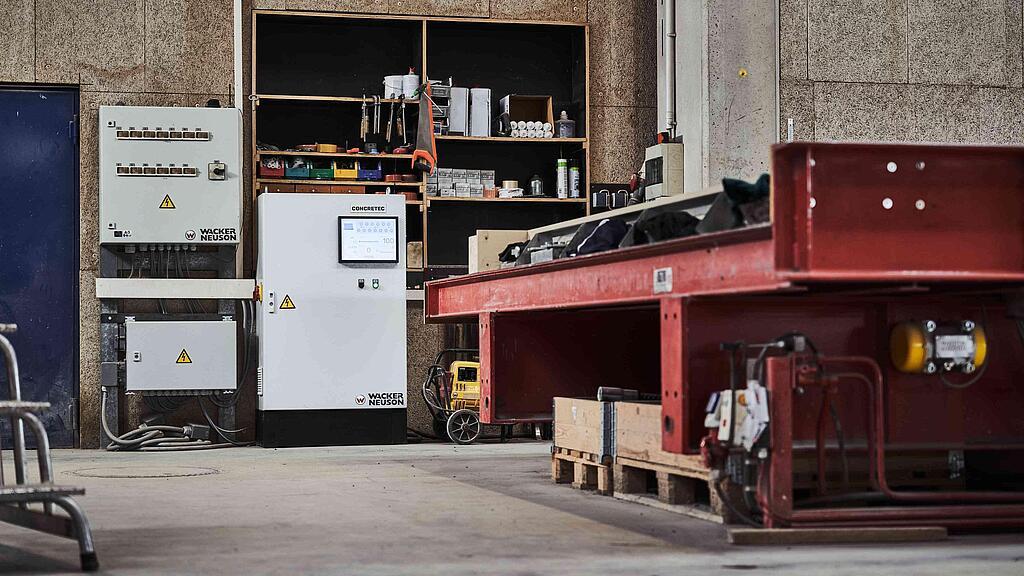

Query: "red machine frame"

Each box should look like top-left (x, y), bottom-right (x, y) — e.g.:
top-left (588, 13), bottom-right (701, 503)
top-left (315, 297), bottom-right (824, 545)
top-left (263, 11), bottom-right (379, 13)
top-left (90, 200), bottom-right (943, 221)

top-left (425, 142), bottom-right (1024, 527)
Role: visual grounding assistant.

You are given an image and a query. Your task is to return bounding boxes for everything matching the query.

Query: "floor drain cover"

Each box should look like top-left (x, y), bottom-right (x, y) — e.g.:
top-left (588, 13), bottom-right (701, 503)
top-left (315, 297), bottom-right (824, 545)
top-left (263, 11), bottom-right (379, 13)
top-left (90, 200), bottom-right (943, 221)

top-left (67, 466), bottom-right (220, 479)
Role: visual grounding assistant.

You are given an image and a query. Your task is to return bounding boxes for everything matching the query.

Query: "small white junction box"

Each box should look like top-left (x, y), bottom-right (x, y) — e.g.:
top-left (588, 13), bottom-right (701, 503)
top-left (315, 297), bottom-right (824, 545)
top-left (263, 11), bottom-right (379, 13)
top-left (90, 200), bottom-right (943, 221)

top-left (98, 106), bottom-right (242, 245)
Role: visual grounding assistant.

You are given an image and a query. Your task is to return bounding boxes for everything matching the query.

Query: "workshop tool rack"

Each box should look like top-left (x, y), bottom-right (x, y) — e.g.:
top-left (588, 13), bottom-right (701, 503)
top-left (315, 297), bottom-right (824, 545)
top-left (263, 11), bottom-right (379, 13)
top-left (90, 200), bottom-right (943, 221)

top-left (252, 11), bottom-right (590, 288)
top-left (425, 142), bottom-right (1024, 528)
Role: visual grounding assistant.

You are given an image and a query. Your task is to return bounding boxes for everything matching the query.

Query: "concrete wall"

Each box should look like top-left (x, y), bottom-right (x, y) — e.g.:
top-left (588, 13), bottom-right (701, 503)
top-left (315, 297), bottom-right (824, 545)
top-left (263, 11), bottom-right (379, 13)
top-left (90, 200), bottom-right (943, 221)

top-left (2, 0), bottom-right (656, 446)
top-left (780, 0), bottom-right (1024, 144)
top-left (657, 0), bottom-right (778, 192)
top-left (0, 0), bottom-right (234, 447)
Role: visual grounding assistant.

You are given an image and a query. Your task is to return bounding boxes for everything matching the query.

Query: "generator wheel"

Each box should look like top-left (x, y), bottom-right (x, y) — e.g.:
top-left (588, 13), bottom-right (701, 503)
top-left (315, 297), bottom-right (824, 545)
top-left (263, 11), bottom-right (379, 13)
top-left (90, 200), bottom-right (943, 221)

top-left (446, 409), bottom-right (481, 444)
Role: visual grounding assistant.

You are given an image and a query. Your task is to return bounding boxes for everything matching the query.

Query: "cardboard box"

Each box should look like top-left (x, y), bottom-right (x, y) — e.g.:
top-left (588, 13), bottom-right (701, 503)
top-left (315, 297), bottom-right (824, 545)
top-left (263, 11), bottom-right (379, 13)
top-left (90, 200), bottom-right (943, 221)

top-left (407, 241), bottom-right (424, 269)
top-left (499, 94), bottom-right (554, 127)
top-left (467, 229), bottom-right (528, 274)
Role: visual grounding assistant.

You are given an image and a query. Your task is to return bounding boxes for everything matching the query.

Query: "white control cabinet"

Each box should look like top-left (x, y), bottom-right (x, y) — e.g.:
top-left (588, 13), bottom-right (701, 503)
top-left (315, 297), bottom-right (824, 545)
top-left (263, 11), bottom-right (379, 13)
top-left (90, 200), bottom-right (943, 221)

top-left (256, 193), bottom-right (407, 447)
top-left (98, 106), bottom-right (242, 245)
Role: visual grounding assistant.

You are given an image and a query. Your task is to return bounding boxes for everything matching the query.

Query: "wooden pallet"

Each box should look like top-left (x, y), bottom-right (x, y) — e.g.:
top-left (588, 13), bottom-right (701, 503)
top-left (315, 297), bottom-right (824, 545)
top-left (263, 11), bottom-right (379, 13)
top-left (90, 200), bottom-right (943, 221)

top-left (551, 447), bottom-right (613, 495)
top-left (613, 455), bottom-right (726, 522)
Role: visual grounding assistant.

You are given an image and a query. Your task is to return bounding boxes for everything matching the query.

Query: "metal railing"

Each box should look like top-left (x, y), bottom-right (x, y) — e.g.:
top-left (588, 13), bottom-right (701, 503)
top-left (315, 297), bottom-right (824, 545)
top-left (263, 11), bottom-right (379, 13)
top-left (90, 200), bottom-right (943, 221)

top-left (0, 323), bottom-right (98, 571)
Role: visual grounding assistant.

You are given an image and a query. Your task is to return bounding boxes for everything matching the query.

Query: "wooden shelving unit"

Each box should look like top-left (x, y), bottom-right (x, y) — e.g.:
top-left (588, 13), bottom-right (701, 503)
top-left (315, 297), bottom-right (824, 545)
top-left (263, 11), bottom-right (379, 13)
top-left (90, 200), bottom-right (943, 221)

top-left (253, 11), bottom-right (589, 285)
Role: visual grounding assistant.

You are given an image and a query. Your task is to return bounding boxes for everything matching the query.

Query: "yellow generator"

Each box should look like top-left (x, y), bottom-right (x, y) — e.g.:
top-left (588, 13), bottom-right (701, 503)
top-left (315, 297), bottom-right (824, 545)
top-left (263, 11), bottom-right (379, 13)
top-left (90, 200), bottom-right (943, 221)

top-left (449, 361), bottom-right (481, 411)
top-left (422, 349), bottom-right (483, 444)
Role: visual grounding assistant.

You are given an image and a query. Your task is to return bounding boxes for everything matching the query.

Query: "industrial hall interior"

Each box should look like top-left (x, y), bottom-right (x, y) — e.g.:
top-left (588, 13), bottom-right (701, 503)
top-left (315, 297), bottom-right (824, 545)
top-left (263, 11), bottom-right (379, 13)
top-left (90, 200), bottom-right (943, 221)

top-left (2, 0), bottom-right (1024, 574)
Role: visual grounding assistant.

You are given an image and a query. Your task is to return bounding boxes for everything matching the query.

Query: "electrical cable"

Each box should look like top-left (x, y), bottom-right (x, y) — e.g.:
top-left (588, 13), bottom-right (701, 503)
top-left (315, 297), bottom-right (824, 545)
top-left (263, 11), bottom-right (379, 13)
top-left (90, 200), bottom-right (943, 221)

top-left (827, 399), bottom-right (850, 488)
top-left (102, 385), bottom-right (241, 451)
top-left (207, 299), bottom-right (255, 408)
top-left (713, 476), bottom-right (762, 528)
top-left (198, 396), bottom-right (254, 447)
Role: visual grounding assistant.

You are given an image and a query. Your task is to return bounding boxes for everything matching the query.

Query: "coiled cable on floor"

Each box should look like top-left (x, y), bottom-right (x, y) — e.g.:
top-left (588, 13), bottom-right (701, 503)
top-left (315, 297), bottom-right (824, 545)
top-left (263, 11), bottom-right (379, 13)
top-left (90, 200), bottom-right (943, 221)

top-left (101, 389), bottom-right (238, 451)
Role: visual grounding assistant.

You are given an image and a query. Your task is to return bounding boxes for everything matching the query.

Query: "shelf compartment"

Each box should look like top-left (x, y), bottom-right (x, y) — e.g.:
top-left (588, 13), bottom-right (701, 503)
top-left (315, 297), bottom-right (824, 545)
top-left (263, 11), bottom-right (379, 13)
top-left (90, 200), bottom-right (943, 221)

top-left (257, 150), bottom-right (414, 160)
top-left (436, 135), bottom-right (586, 144)
top-left (428, 196), bottom-right (586, 204)
top-left (256, 94), bottom-right (415, 104)
top-left (257, 178), bottom-right (422, 187)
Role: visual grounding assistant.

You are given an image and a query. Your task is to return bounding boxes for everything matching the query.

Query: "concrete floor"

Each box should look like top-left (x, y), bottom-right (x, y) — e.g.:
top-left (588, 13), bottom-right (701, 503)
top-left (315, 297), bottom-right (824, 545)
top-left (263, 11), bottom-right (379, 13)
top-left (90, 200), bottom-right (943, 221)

top-left (1, 443), bottom-right (1022, 575)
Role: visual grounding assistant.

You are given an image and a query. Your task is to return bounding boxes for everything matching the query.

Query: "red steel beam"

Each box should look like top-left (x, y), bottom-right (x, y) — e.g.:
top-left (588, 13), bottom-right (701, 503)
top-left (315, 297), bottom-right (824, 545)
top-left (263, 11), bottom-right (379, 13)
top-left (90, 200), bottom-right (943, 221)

top-left (427, 226), bottom-right (783, 320)
top-left (426, 143), bottom-right (1024, 321)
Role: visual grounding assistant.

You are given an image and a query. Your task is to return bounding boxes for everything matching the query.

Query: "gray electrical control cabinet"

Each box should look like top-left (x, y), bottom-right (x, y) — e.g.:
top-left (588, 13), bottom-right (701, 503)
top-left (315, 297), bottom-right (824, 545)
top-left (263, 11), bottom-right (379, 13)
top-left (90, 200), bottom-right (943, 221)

top-left (98, 106), bottom-right (242, 245)
top-left (125, 321), bottom-right (237, 393)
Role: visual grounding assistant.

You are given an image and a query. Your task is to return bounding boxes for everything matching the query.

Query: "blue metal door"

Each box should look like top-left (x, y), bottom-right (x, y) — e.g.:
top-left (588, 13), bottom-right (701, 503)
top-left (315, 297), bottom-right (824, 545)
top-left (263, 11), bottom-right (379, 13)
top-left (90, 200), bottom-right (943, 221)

top-left (0, 88), bottom-right (79, 447)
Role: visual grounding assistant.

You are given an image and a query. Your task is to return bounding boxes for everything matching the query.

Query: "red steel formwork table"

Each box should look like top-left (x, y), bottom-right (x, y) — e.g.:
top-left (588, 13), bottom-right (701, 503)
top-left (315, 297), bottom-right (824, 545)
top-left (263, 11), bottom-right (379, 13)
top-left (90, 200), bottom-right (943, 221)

top-left (425, 143), bottom-right (1024, 489)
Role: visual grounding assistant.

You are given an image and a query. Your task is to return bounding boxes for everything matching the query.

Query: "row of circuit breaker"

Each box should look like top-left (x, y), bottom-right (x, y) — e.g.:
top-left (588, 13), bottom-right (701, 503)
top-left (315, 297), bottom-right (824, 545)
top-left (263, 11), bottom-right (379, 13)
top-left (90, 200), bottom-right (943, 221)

top-left (115, 128), bottom-right (211, 141)
top-left (99, 106), bottom-right (241, 246)
top-left (115, 164), bottom-right (201, 176)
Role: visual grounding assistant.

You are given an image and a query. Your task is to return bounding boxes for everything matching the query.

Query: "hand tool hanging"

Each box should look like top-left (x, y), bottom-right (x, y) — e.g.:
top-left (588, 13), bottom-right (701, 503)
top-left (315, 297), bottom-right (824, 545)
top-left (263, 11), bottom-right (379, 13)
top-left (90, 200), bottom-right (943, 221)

top-left (385, 99), bottom-right (396, 150)
top-left (413, 83), bottom-right (437, 174)
top-left (360, 94), bottom-right (369, 142)
top-left (396, 95), bottom-right (406, 145)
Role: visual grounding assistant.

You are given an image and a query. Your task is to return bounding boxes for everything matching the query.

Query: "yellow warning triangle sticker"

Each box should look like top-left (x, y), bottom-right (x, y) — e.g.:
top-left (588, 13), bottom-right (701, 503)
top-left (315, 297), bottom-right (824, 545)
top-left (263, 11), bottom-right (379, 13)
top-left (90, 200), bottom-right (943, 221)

top-left (176, 349), bottom-right (192, 364)
top-left (280, 294), bottom-right (296, 310)
top-left (160, 194), bottom-right (176, 209)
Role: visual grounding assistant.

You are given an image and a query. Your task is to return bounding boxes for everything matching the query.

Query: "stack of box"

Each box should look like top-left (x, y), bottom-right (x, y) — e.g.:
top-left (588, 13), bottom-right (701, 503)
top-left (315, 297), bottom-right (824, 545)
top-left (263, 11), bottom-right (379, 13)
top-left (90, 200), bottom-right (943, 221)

top-left (427, 168), bottom-right (496, 198)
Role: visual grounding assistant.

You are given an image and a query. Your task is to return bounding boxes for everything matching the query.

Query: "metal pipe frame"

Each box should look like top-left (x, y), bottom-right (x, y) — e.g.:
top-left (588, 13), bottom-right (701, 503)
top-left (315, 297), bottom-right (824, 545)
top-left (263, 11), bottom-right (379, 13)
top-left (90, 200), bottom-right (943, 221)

top-left (760, 355), bottom-right (1024, 529)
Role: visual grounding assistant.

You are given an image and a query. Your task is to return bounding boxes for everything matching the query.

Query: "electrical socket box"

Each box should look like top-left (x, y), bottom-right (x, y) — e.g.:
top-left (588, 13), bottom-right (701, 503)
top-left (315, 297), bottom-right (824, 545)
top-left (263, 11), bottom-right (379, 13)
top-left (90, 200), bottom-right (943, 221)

top-left (99, 106), bottom-right (242, 245)
top-left (644, 142), bottom-right (685, 201)
top-left (125, 320), bottom-right (237, 393)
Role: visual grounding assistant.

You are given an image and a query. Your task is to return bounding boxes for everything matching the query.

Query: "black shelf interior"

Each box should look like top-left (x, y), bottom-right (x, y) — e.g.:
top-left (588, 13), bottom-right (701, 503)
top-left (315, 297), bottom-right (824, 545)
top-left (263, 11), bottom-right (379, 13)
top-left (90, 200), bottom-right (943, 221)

top-left (427, 202), bottom-right (583, 266)
top-left (426, 21), bottom-right (587, 133)
top-left (256, 15), bottom-right (422, 97)
top-left (256, 100), bottom-right (420, 156)
top-left (436, 139), bottom-right (586, 197)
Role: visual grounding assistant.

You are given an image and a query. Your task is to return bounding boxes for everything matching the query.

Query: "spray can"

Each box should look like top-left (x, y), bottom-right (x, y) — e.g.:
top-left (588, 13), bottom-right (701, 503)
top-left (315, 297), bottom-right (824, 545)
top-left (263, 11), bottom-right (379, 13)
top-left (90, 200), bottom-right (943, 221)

top-left (569, 161), bottom-right (580, 198)
top-left (556, 158), bottom-right (568, 199)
